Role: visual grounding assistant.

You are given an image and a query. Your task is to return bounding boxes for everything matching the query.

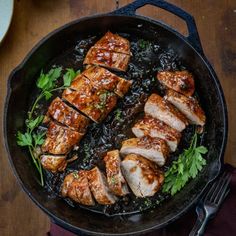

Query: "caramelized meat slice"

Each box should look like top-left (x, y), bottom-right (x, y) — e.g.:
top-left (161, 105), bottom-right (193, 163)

top-left (78, 66), bottom-right (118, 91)
top-left (63, 88), bottom-right (117, 123)
top-left (121, 154), bottom-right (164, 197)
top-left (94, 31), bottom-right (130, 55)
top-left (40, 155), bottom-right (67, 173)
top-left (114, 77), bottom-right (132, 98)
top-left (120, 136), bottom-right (169, 166)
top-left (87, 167), bottom-right (117, 205)
top-left (84, 47), bottom-right (130, 72)
top-left (165, 89), bottom-right (206, 126)
top-left (42, 121), bottom-right (83, 154)
top-left (61, 171), bottom-right (95, 206)
top-left (157, 70), bottom-right (195, 96)
top-left (69, 73), bottom-right (91, 92)
top-left (132, 116), bottom-right (181, 152)
top-left (104, 150), bottom-right (129, 196)
top-left (45, 97), bottom-right (89, 132)
top-left (63, 73), bottom-right (118, 123)
top-left (72, 66), bottom-right (132, 97)
top-left (144, 93), bottom-right (188, 132)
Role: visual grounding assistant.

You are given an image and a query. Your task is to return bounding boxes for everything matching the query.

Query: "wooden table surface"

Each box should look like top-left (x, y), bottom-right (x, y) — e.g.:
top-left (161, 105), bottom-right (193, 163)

top-left (0, 0), bottom-right (235, 235)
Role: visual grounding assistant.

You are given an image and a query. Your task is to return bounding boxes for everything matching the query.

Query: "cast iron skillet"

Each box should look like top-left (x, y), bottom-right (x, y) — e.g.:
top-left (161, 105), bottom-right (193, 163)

top-left (4, 0), bottom-right (228, 235)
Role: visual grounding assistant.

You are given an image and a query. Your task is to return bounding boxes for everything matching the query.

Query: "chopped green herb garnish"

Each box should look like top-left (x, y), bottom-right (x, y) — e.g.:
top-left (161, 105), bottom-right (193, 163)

top-left (114, 109), bottom-right (122, 121)
top-left (138, 39), bottom-right (150, 49)
top-left (162, 133), bottom-right (207, 196)
top-left (95, 91), bottom-right (113, 111)
top-left (143, 198), bottom-right (152, 208)
top-left (110, 176), bottom-right (117, 185)
top-left (83, 144), bottom-right (90, 162)
top-left (73, 172), bottom-right (79, 179)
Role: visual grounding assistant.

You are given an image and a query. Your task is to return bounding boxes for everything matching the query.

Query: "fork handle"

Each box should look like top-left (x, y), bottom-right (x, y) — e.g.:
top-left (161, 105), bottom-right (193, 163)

top-left (189, 216), bottom-right (209, 236)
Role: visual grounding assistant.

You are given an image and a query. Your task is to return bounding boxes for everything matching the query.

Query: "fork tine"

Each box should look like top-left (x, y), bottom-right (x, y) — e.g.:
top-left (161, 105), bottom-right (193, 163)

top-left (204, 180), bottom-right (219, 202)
top-left (214, 173), bottom-right (231, 204)
top-left (208, 172), bottom-right (227, 202)
top-left (204, 172), bottom-right (226, 202)
top-left (223, 188), bottom-right (230, 201)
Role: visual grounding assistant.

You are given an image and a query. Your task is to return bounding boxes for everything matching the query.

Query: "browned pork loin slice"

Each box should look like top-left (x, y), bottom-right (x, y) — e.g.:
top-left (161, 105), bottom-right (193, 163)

top-left (121, 154), bottom-right (164, 197)
top-left (114, 77), bottom-right (132, 97)
top-left (132, 115), bottom-right (181, 152)
top-left (72, 66), bottom-right (132, 97)
top-left (93, 31), bottom-right (131, 55)
top-left (120, 136), bottom-right (169, 166)
top-left (84, 47), bottom-right (130, 72)
top-left (83, 32), bottom-right (131, 72)
top-left (61, 171), bottom-right (95, 206)
top-left (157, 70), bottom-right (195, 96)
top-left (87, 167), bottom-right (117, 205)
top-left (144, 93), bottom-right (188, 132)
top-left (42, 121), bottom-right (83, 154)
top-left (165, 89), bottom-right (206, 126)
top-left (104, 150), bottom-right (129, 196)
top-left (40, 155), bottom-right (67, 173)
top-left (44, 97), bottom-right (89, 132)
top-left (62, 85), bottom-right (117, 123)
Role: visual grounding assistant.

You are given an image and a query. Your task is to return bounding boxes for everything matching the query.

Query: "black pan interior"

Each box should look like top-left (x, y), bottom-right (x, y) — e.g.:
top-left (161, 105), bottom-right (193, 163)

top-left (5, 15), bottom-right (227, 235)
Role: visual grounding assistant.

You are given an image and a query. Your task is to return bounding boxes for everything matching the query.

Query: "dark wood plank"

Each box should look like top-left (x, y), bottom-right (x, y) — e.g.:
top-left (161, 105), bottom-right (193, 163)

top-left (0, 1), bottom-right (235, 235)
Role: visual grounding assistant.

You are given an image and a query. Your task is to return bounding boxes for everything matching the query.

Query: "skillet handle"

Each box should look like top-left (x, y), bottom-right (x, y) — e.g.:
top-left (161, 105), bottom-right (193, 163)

top-left (112, 0), bottom-right (204, 54)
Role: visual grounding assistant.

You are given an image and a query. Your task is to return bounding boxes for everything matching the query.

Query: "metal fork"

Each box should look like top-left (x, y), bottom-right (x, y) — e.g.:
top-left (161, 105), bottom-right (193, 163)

top-left (189, 171), bottom-right (231, 236)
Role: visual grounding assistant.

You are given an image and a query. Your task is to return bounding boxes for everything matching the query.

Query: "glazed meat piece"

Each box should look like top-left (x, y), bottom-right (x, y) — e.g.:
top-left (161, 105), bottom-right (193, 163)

top-left (44, 97), bottom-right (89, 132)
top-left (114, 77), bottom-right (132, 97)
top-left (144, 93), bottom-right (188, 132)
top-left (63, 88), bottom-right (117, 123)
top-left (61, 171), bottom-right (95, 206)
top-left (84, 47), bottom-right (130, 72)
top-left (121, 154), bottom-right (164, 197)
top-left (83, 32), bottom-right (131, 72)
top-left (71, 67), bottom-right (117, 92)
top-left (120, 136), bottom-right (169, 166)
top-left (104, 150), bottom-right (129, 196)
top-left (93, 31), bottom-right (131, 55)
top-left (132, 116), bottom-right (181, 152)
top-left (157, 70), bottom-right (195, 96)
top-left (87, 167), bottom-right (117, 205)
top-left (165, 89), bottom-right (206, 126)
top-left (40, 155), bottom-right (67, 173)
top-left (42, 121), bottom-right (83, 154)
top-left (72, 66), bottom-right (132, 97)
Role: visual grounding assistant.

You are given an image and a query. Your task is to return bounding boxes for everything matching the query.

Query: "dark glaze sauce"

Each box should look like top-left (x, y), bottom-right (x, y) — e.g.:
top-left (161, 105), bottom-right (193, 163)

top-left (33, 32), bottom-right (202, 216)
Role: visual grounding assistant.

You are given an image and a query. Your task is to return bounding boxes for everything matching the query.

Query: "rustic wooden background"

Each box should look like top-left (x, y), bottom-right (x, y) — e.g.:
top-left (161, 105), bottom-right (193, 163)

top-left (0, 0), bottom-right (235, 235)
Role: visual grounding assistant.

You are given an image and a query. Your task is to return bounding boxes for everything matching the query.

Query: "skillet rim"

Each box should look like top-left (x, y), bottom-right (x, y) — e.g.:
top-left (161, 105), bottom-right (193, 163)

top-left (3, 13), bottom-right (228, 236)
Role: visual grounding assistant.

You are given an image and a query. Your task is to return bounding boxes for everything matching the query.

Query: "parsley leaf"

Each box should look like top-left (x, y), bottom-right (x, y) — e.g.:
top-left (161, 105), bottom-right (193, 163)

top-left (33, 131), bottom-right (46, 146)
top-left (36, 67), bottom-right (62, 91)
top-left (17, 131), bottom-right (33, 146)
top-left (44, 91), bottom-right (53, 100)
top-left (63, 68), bottom-right (78, 87)
top-left (162, 133), bottom-right (207, 196)
top-left (26, 115), bottom-right (44, 130)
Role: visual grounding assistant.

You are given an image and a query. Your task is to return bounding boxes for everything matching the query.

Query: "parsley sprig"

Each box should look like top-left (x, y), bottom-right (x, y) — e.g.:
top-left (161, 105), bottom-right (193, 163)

top-left (17, 66), bottom-right (79, 186)
top-left (162, 133), bottom-right (207, 196)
